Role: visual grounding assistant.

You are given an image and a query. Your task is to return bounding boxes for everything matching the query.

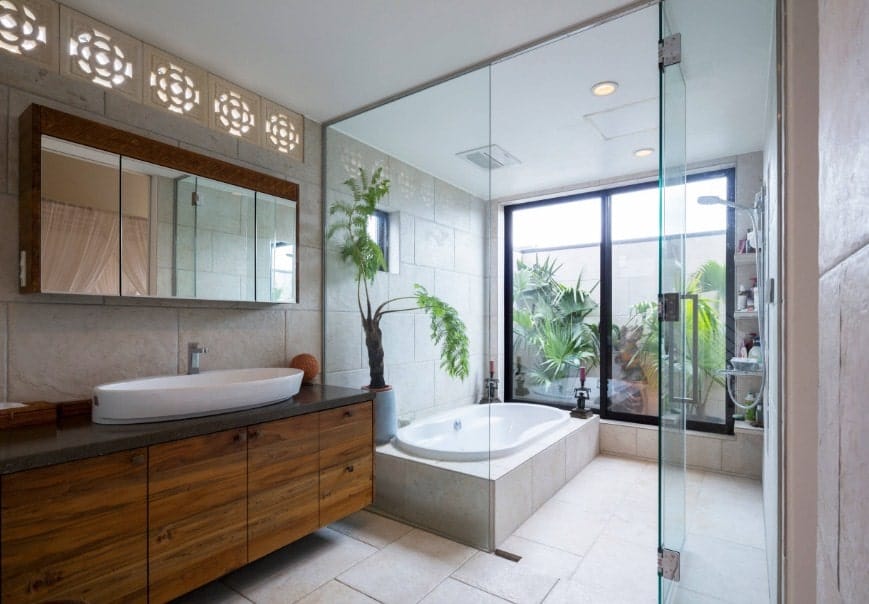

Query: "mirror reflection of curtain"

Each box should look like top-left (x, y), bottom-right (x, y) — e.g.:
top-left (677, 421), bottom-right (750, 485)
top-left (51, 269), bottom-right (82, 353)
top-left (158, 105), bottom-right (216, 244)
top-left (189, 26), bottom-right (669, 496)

top-left (122, 216), bottom-right (149, 296)
top-left (41, 200), bottom-right (150, 296)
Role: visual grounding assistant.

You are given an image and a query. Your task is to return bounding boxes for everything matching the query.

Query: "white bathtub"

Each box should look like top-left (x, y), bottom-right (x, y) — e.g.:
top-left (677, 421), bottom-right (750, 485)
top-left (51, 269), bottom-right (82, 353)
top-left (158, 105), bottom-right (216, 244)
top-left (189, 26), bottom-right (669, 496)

top-left (393, 403), bottom-right (570, 461)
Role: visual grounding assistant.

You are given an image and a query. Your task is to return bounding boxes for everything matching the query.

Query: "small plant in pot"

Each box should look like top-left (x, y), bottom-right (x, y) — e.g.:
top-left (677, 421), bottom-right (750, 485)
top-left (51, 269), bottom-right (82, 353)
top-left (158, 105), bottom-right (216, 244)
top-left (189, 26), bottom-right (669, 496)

top-left (327, 167), bottom-right (470, 443)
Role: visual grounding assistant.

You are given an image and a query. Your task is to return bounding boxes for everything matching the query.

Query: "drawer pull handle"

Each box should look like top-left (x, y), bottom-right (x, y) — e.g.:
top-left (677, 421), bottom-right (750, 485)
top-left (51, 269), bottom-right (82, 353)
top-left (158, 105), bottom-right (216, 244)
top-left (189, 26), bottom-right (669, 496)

top-left (346, 464), bottom-right (355, 473)
top-left (249, 429), bottom-right (260, 439)
top-left (234, 432), bottom-right (246, 443)
top-left (131, 453), bottom-right (145, 465)
top-left (344, 410), bottom-right (353, 418)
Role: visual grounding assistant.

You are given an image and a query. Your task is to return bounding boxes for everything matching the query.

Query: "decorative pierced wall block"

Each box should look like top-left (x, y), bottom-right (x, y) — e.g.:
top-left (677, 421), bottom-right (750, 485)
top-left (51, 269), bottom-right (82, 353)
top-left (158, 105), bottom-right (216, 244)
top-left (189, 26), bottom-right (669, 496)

top-left (0, 0), bottom-right (58, 68)
top-left (143, 45), bottom-right (207, 125)
top-left (60, 6), bottom-right (141, 100)
top-left (208, 74), bottom-right (260, 143)
top-left (261, 98), bottom-right (304, 161)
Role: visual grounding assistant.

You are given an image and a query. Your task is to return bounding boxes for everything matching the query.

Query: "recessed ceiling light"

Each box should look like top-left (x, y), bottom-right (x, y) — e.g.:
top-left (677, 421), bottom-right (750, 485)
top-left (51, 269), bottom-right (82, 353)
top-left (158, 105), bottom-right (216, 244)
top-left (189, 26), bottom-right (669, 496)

top-left (634, 147), bottom-right (654, 158)
top-left (591, 81), bottom-right (618, 96)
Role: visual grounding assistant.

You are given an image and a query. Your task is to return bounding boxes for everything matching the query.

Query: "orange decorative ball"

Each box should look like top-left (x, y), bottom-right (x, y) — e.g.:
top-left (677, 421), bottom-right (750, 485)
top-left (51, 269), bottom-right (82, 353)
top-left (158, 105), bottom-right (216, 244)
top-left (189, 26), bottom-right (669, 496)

top-left (290, 353), bottom-right (320, 384)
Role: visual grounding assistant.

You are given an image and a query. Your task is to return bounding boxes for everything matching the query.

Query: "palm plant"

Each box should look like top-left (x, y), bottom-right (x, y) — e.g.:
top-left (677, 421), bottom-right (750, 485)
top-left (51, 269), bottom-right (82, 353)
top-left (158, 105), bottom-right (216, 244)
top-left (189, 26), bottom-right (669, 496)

top-left (327, 167), bottom-right (469, 390)
top-left (615, 259), bottom-right (726, 407)
top-left (512, 256), bottom-right (600, 385)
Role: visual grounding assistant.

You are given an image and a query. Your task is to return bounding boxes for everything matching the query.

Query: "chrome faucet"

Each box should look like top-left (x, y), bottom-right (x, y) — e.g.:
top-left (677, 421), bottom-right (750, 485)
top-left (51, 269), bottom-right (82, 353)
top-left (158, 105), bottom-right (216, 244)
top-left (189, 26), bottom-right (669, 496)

top-left (187, 342), bottom-right (207, 374)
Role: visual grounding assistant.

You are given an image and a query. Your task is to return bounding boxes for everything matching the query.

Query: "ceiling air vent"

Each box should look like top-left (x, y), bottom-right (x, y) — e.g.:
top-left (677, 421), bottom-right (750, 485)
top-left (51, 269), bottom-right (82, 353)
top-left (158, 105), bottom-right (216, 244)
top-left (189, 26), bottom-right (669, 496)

top-left (457, 144), bottom-right (521, 170)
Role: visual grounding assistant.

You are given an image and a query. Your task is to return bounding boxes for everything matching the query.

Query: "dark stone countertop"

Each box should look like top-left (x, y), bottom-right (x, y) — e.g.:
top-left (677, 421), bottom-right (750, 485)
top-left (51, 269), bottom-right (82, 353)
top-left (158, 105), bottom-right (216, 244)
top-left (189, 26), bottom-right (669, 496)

top-left (0, 384), bottom-right (372, 475)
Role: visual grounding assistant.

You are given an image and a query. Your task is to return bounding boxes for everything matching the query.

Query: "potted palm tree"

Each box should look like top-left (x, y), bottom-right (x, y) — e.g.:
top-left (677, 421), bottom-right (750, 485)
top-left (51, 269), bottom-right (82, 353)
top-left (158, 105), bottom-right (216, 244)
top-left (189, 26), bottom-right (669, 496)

top-left (328, 167), bottom-right (470, 443)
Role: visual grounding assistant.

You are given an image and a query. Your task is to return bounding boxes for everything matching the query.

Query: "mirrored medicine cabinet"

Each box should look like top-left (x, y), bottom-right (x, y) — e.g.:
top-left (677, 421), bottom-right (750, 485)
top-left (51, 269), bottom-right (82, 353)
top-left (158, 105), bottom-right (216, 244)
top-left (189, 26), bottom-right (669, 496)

top-left (19, 104), bottom-right (299, 303)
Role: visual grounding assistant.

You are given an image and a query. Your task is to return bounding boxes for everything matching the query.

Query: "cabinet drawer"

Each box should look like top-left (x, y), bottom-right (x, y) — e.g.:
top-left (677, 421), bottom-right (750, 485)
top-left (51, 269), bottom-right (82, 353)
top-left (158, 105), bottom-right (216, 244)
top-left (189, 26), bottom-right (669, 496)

top-left (1, 449), bottom-right (148, 603)
top-left (319, 401), bottom-right (373, 468)
top-left (319, 453), bottom-right (374, 526)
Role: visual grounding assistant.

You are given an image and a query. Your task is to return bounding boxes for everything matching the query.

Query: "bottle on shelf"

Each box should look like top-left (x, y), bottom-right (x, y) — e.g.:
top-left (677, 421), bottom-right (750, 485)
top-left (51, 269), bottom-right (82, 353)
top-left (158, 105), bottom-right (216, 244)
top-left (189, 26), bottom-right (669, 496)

top-left (737, 283), bottom-right (748, 311)
top-left (749, 336), bottom-right (762, 365)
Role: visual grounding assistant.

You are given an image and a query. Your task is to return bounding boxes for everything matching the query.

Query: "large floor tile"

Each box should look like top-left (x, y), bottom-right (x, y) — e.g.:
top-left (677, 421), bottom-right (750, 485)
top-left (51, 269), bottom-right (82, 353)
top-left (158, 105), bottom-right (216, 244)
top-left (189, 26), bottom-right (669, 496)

top-left (329, 509), bottom-right (414, 549)
top-left (420, 578), bottom-right (512, 604)
top-left (515, 499), bottom-right (609, 556)
top-left (294, 580), bottom-right (379, 604)
top-left (679, 534), bottom-right (769, 604)
top-left (542, 577), bottom-right (652, 604)
top-left (338, 528), bottom-right (476, 604)
top-left (570, 535), bottom-right (656, 601)
top-left (171, 581), bottom-right (251, 603)
top-left (223, 529), bottom-right (377, 604)
top-left (452, 549), bottom-right (560, 604)
top-left (495, 535), bottom-right (583, 580)
top-left (673, 586), bottom-right (727, 603)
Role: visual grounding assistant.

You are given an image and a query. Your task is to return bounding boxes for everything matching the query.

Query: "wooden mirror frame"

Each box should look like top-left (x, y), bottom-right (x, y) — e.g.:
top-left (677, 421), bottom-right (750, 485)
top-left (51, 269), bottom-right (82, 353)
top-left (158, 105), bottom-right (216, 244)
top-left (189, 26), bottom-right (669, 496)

top-left (18, 104), bottom-right (300, 298)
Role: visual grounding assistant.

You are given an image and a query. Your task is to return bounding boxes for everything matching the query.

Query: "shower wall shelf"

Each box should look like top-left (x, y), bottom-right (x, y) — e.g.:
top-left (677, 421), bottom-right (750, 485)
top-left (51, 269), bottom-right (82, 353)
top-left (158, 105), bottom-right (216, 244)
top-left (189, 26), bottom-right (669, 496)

top-left (734, 252), bottom-right (757, 266)
top-left (735, 310), bottom-right (758, 320)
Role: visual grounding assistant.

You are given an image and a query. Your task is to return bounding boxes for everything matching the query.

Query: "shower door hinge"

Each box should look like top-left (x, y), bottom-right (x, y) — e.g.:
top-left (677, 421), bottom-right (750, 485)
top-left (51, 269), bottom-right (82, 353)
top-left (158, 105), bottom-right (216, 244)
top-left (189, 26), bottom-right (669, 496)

top-left (659, 33), bottom-right (682, 68)
top-left (659, 292), bottom-right (680, 322)
top-left (191, 191), bottom-right (200, 206)
top-left (658, 547), bottom-right (681, 581)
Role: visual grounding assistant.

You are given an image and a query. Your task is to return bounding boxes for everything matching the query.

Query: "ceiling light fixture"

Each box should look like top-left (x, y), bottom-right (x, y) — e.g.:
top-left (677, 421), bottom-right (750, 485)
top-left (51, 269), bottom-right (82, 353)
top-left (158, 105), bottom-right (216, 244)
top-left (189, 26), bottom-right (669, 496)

top-left (591, 81), bottom-right (618, 96)
top-left (633, 147), bottom-right (654, 158)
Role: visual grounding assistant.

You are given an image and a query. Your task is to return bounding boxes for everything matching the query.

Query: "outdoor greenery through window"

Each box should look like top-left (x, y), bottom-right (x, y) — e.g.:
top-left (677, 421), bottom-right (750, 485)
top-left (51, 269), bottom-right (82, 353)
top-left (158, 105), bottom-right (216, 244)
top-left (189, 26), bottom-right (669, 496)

top-left (506, 170), bottom-right (733, 431)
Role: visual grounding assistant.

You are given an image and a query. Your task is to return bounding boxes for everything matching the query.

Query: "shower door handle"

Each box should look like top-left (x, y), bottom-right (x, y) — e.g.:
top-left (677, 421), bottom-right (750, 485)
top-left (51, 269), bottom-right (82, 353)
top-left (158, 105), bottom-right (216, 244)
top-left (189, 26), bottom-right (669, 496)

top-left (681, 294), bottom-right (700, 406)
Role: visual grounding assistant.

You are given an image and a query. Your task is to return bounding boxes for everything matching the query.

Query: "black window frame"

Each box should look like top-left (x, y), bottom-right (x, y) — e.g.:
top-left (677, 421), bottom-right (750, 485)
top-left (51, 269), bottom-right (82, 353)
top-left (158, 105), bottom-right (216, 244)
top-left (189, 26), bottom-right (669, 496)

top-left (504, 168), bottom-right (736, 434)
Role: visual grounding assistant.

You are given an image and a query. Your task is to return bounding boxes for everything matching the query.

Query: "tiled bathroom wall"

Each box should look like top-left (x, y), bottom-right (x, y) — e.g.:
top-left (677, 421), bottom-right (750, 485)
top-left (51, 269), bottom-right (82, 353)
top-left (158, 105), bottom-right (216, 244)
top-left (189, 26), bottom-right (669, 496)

top-left (816, 0), bottom-right (869, 599)
top-left (323, 129), bottom-right (487, 423)
top-left (0, 50), bottom-right (322, 401)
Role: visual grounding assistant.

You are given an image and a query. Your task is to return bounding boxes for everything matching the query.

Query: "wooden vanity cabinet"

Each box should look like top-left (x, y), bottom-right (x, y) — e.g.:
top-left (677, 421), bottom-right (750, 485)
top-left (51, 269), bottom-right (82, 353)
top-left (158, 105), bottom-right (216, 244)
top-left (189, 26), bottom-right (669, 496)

top-left (0, 448), bottom-right (148, 603)
top-left (147, 428), bottom-right (247, 603)
top-left (247, 413), bottom-right (320, 561)
top-left (0, 401), bottom-right (374, 603)
top-left (319, 401), bottom-right (374, 526)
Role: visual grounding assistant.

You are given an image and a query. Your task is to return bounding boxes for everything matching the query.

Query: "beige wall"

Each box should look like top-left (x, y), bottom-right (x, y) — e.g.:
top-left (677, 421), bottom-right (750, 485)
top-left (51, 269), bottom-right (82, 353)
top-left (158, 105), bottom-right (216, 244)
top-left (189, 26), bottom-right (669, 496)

top-left (0, 51), bottom-right (323, 401)
top-left (816, 0), bottom-right (869, 601)
top-left (782, 0), bottom-right (820, 601)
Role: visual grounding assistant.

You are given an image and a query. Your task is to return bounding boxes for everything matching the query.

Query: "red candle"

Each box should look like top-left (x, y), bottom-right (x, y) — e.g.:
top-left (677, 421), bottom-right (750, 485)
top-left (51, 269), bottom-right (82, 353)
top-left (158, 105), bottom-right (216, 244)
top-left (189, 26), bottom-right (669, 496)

top-left (579, 366), bottom-right (586, 382)
top-left (489, 360), bottom-right (495, 375)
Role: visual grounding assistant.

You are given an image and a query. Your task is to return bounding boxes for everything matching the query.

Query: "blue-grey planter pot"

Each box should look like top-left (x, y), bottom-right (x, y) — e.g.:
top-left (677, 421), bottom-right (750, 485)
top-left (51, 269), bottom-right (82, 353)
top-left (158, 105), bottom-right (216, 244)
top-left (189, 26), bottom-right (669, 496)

top-left (366, 385), bottom-right (397, 445)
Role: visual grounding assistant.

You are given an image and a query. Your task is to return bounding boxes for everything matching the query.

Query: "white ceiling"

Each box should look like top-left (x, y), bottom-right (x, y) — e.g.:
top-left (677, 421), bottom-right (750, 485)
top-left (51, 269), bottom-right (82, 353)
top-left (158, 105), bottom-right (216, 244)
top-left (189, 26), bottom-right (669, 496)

top-left (336, 1), bottom-right (775, 199)
top-left (62, 0), bottom-right (774, 201)
top-left (61, 0), bottom-right (637, 122)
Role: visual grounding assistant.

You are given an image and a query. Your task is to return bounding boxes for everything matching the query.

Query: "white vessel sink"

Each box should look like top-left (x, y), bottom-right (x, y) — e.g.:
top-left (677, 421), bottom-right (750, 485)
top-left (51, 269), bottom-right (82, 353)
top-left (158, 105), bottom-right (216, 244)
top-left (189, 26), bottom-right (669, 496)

top-left (92, 368), bottom-right (304, 424)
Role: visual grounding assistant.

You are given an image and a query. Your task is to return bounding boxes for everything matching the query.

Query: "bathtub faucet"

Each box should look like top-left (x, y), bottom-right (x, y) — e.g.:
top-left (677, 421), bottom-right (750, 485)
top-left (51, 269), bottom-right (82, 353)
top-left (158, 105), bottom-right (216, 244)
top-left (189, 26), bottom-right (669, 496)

top-left (479, 376), bottom-right (502, 404)
top-left (570, 366), bottom-right (593, 419)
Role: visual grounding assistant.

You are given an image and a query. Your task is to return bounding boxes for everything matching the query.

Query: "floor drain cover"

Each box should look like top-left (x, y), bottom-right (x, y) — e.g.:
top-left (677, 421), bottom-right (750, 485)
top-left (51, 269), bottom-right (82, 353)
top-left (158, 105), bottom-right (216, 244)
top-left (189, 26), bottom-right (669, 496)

top-left (494, 549), bottom-right (522, 562)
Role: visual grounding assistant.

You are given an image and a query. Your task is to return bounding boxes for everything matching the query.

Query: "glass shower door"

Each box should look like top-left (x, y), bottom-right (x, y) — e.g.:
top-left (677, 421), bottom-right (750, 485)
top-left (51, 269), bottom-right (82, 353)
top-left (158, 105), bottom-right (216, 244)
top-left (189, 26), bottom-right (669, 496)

top-left (658, 7), bottom-right (688, 602)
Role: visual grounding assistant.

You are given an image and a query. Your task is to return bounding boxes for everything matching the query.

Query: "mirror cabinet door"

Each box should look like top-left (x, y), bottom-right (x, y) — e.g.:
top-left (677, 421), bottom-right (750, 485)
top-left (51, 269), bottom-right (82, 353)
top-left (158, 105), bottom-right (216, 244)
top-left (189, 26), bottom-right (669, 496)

top-left (120, 158), bottom-right (188, 298)
top-left (40, 136), bottom-right (121, 296)
top-left (256, 193), bottom-right (298, 303)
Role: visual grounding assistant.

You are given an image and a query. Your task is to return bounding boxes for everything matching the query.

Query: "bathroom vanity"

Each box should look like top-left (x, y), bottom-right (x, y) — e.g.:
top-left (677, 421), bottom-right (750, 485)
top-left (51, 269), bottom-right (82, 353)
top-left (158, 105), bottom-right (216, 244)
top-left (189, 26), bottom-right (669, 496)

top-left (0, 385), bottom-right (373, 603)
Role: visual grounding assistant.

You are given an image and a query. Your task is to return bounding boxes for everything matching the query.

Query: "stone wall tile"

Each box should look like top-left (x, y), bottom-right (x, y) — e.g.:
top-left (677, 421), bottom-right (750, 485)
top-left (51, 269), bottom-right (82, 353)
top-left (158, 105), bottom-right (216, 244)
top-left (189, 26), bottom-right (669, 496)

top-left (838, 245), bottom-right (869, 599)
top-left (8, 303), bottom-right (178, 400)
top-left (177, 308), bottom-right (285, 374)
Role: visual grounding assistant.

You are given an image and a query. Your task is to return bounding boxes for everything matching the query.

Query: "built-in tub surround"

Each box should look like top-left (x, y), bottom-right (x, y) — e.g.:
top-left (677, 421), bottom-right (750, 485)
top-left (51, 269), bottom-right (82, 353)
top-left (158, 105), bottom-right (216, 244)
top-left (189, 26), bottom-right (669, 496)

top-left (375, 412), bottom-right (599, 550)
top-left (394, 402), bottom-right (569, 461)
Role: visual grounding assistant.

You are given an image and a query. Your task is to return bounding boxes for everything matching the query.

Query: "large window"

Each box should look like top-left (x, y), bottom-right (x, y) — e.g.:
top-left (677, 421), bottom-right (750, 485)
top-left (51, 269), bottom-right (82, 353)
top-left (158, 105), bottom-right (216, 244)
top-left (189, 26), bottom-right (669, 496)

top-left (505, 170), bottom-right (734, 432)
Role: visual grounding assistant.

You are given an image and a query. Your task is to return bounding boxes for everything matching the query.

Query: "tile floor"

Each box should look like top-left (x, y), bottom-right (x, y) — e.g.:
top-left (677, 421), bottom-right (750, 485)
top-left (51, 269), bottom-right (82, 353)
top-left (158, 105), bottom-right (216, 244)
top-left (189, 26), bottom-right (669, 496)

top-left (174, 455), bottom-right (768, 604)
